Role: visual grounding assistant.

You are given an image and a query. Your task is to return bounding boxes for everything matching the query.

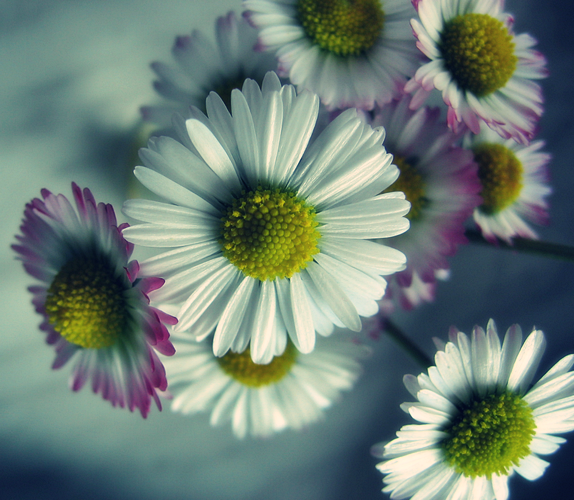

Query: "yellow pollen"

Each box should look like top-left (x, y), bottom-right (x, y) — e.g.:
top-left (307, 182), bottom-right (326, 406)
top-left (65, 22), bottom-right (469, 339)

top-left (220, 186), bottom-right (321, 281)
top-left (217, 342), bottom-right (298, 387)
top-left (45, 256), bottom-right (128, 349)
top-left (442, 391), bottom-right (536, 478)
top-left (473, 143), bottom-right (523, 214)
top-left (384, 156), bottom-right (428, 221)
top-left (297, 0), bottom-right (385, 56)
top-left (440, 13), bottom-right (517, 97)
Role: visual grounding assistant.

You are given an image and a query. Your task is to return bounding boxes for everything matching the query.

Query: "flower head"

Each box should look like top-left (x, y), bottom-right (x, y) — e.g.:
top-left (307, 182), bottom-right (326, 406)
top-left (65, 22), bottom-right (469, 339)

top-left (406, 0), bottom-right (548, 144)
top-left (142, 11), bottom-right (278, 128)
top-left (465, 126), bottom-right (551, 243)
top-left (165, 333), bottom-right (369, 438)
top-left (243, 0), bottom-right (420, 110)
top-left (367, 96), bottom-right (481, 309)
top-left (123, 72), bottom-right (410, 364)
top-left (13, 183), bottom-right (176, 418)
top-left (375, 320), bottom-right (574, 500)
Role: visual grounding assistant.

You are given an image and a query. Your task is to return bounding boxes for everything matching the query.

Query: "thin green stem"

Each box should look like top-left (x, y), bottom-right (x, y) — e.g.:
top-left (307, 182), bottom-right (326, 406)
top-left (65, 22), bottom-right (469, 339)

top-left (381, 317), bottom-right (433, 369)
top-left (465, 229), bottom-right (574, 262)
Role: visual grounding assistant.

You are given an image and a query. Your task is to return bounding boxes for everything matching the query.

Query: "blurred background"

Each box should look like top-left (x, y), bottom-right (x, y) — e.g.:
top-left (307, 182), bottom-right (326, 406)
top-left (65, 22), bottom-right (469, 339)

top-left (1, 0), bottom-right (573, 498)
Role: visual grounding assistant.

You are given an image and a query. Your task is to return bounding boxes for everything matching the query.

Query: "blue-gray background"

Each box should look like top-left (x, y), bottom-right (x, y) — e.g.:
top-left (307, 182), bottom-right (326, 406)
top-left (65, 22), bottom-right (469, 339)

top-left (1, 1), bottom-right (572, 498)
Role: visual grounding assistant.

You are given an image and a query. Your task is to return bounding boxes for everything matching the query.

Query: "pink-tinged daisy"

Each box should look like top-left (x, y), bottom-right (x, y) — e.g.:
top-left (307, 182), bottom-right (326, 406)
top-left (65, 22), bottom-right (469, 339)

top-left (406, 0), bottom-right (548, 144)
top-left (374, 319), bottom-right (574, 500)
top-left (122, 72), bottom-right (410, 364)
top-left (13, 183), bottom-right (176, 418)
top-left (366, 96), bottom-right (481, 310)
top-left (142, 11), bottom-right (278, 128)
top-left (165, 333), bottom-right (369, 438)
top-left (242, 0), bottom-right (420, 111)
top-left (465, 125), bottom-right (551, 243)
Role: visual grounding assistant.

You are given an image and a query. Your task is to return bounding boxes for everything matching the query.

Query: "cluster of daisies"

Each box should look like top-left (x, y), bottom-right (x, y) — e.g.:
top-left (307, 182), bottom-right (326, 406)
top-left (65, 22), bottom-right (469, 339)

top-left (12, 1), bottom-right (573, 499)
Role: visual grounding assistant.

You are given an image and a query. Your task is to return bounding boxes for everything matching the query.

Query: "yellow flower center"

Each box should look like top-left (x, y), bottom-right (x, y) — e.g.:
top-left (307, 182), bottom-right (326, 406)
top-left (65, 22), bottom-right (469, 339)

top-left (440, 13), bottom-right (517, 97)
top-left (45, 256), bottom-right (128, 349)
top-left (220, 186), bottom-right (321, 281)
top-left (384, 156), bottom-right (428, 221)
top-left (442, 391), bottom-right (536, 478)
top-left (217, 343), bottom-right (298, 387)
top-left (297, 0), bottom-right (385, 56)
top-left (473, 143), bottom-right (523, 214)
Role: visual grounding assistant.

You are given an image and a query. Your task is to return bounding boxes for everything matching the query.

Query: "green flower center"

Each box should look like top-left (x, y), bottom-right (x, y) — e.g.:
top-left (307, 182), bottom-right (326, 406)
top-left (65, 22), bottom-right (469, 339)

top-left (297, 0), bottom-right (385, 56)
top-left (473, 143), bottom-right (523, 214)
top-left (442, 391), bottom-right (536, 478)
top-left (45, 256), bottom-right (128, 349)
top-left (384, 156), bottom-right (428, 221)
top-left (220, 186), bottom-right (321, 281)
top-left (217, 342), bottom-right (298, 387)
top-left (439, 13), bottom-right (517, 97)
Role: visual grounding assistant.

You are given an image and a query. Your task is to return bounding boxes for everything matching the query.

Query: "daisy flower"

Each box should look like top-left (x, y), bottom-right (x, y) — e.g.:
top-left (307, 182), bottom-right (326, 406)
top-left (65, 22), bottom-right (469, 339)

top-left (367, 96), bottom-right (481, 310)
top-left (164, 333), bottom-right (369, 438)
top-left (406, 0), bottom-right (548, 144)
top-left (465, 125), bottom-right (551, 243)
top-left (374, 319), bottom-right (574, 500)
top-left (242, 0), bottom-right (420, 111)
top-left (122, 71), bottom-right (410, 364)
top-left (12, 183), bottom-right (176, 418)
top-left (141, 11), bottom-right (278, 128)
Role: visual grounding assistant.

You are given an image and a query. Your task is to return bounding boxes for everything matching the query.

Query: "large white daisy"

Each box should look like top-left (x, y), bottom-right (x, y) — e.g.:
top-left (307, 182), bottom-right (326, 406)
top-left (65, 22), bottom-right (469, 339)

top-left (164, 332), bottom-right (369, 438)
top-left (142, 11), bottom-right (278, 129)
top-left (374, 319), bottom-right (574, 500)
top-left (122, 72), bottom-right (410, 364)
top-left (242, 0), bottom-right (420, 111)
top-left (465, 125), bottom-right (551, 243)
top-left (406, 0), bottom-right (548, 144)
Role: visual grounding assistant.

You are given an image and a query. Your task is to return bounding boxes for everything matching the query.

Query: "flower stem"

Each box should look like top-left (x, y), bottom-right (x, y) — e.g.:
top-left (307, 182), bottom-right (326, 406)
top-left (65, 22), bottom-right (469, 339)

top-left (465, 229), bottom-right (574, 262)
top-left (380, 317), bottom-right (433, 369)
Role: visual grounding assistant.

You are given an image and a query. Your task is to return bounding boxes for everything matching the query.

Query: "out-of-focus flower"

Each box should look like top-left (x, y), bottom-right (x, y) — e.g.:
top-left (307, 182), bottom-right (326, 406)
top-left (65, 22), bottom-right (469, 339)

top-left (374, 319), bottom-right (574, 500)
top-left (13, 183), bottom-right (176, 418)
top-left (165, 333), bottom-right (369, 438)
top-left (122, 72), bottom-right (410, 364)
top-left (406, 0), bottom-right (547, 144)
top-left (243, 0), bottom-right (420, 110)
top-left (465, 125), bottom-right (551, 243)
top-left (367, 96), bottom-right (480, 310)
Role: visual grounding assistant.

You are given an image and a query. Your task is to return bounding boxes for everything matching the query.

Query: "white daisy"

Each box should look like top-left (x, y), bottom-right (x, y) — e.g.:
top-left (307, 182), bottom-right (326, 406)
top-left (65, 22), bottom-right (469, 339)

top-left (122, 72), bottom-right (410, 364)
top-left (164, 333), bottom-right (369, 438)
top-left (242, 0), bottom-right (420, 110)
top-left (366, 96), bottom-right (481, 310)
top-left (465, 125), bottom-right (551, 243)
top-left (374, 319), bottom-right (574, 500)
top-left (406, 0), bottom-right (548, 144)
top-left (141, 11), bottom-right (278, 128)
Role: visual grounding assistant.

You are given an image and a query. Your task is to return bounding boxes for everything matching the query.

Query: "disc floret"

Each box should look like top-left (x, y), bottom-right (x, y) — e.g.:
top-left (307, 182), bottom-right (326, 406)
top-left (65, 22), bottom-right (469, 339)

top-left (297, 0), bottom-right (385, 56)
top-left (220, 186), bottom-right (321, 281)
top-left (45, 256), bottom-right (128, 349)
top-left (384, 156), bottom-right (428, 221)
top-left (473, 143), bottom-right (523, 214)
top-left (442, 391), bottom-right (536, 478)
top-left (217, 342), bottom-right (298, 387)
top-left (440, 13), bottom-right (517, 97)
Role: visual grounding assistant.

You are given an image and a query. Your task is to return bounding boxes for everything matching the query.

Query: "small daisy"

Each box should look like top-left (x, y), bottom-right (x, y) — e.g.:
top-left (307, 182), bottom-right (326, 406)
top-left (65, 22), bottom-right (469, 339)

top-left (465, 125), bottom-right (551, 243)
top-left (122, 72), bottom-right (410, 364)
top-left (141, 11), bottom-right (278, 128)
top-left (367, 96), bottom-right (481, 310)
top-left (165, 333), bottom-right (369, 438)
top-left (406, 0), bottom-right (548, 144)
top-left (374, 319), bottom-right (574, 500)
top-left (13, 183), bottom-right (176, 418)
top-left (242, 0), bottom-right (420, 110)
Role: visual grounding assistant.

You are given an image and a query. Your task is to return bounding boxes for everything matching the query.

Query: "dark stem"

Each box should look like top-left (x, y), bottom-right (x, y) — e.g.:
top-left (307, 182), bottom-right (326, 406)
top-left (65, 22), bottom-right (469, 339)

top-left (381, 317), bottom-right (433, 369)
top-left (465, 229), bottom-right (574, 262)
